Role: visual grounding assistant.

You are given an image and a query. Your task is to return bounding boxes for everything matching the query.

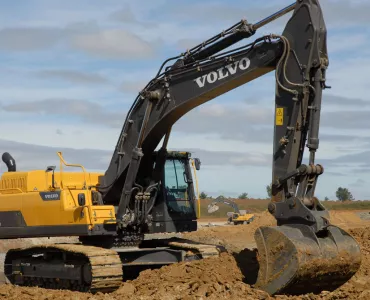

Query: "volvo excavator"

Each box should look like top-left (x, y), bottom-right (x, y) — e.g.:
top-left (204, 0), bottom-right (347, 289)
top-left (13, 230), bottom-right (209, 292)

top-left (207, 196), bottom-right (255, 225)
top-left (0, 0), bottom-right (362, 296)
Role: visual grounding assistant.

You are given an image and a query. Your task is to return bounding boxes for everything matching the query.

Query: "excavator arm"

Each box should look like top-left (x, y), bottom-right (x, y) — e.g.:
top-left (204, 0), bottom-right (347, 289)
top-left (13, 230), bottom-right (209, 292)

top-left (207, 196), bottom-right (240, 214)
top-left (96, 0), bottom-right (361, 295)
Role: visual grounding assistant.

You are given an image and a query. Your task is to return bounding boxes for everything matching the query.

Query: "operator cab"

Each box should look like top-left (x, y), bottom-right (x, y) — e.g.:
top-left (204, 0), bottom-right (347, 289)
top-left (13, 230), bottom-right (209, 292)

top-left (149, 151), bottom-right (200, 234)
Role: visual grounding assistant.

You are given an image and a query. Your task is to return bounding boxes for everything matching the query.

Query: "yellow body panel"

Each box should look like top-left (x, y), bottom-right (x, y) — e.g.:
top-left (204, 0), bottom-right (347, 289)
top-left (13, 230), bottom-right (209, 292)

top-left (0, 170), bottom-right (116, 228)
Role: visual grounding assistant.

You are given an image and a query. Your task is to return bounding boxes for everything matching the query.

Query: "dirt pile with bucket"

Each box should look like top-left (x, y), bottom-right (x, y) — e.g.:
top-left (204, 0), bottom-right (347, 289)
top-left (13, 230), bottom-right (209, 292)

top-left (0, 210), bottom-right (368, 300)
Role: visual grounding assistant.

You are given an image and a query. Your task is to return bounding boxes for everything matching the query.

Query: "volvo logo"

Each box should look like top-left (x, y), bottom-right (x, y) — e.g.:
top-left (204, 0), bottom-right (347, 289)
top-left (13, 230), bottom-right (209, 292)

top-left (40, 191), bottom-right (61, 201)
top-left (194, 57), bottom-right (251, 88)
top-left (44, 193), bottom-right (59, 199)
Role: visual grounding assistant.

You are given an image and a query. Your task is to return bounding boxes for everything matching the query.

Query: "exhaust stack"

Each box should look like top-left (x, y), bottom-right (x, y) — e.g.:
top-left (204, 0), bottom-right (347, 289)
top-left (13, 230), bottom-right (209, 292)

top-left (2, 152), bottom-right (16, 172)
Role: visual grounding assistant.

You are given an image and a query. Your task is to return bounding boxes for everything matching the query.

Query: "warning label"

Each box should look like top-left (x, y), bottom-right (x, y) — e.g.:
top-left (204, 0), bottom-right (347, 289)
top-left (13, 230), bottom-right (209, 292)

top-left (276, 107), bottom-right (283, 125)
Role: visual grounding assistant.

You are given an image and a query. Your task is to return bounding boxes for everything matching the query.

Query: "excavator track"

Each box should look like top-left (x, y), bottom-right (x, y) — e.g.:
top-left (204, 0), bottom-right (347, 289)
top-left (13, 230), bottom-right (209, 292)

top-left (140, 237), bottom-right (226, 259)
top-left (4, 244), bottom-right (123, 293)
top-left (4, 238), bottom-right (224, 294)
top-left (168, 239), bottom-right (224, 259)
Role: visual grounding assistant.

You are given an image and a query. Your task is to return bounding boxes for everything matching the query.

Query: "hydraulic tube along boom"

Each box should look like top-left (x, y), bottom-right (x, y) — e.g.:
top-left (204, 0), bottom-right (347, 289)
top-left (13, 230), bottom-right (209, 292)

top-left (181, 3), bottom-right (296, 64)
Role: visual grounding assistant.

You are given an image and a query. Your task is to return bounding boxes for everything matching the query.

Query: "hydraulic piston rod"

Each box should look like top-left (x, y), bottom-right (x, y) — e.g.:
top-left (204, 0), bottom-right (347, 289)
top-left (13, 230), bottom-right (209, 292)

top-left (253, 3), bottom-right (296, 30)
top-left (183, 2), bottom-right (296, 64)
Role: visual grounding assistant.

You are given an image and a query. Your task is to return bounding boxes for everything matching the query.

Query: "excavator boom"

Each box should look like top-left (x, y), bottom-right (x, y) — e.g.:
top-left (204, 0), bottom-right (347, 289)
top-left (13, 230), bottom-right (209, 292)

top-left (96, 0), bottom-right (361, 295)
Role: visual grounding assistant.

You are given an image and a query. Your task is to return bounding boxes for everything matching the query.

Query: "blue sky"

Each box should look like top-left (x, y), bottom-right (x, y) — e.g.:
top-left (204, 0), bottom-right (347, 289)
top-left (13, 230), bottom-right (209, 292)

top-left (1, 0), bottom-right (370, 200)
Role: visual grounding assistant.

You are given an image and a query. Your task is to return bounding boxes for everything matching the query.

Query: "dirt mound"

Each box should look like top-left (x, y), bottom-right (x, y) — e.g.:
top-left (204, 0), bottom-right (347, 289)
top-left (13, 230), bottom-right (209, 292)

top-left (113, 252), bottom-right (269, 300)
top-left (328, 211), bottom-right (370, 229)
top-left (184, 211), bottom-right (276, 252)
top-left (0, 285), bottom-right (92, 300)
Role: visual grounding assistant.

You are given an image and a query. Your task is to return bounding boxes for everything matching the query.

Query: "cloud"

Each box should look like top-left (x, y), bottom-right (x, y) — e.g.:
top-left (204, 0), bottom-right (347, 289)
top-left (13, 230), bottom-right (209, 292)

top-left (36, 70), bottom-right (110, 85)
top-left (173, 104), bottom-right (272, 143)
top-left (175, 38), bottom-right (203, 51)
top-left (1, 98), bottom-right (275, 144)
top-left (70, 29), bottom-right (157, 59)
top-left (5, 95), bottom-right (370, 148)
top-left (109, 3), bottom-right (157, 28)
top-left (0, 139), bottom-right (110, 172)
top-left (0, 22), bottom-right (160, 61)
top-left (0, 27), bottom-right (65, 51)
top-left (173, 147), bottom-right (270, 167)
top-left (165, 0), bottom-right (370, 30)
top-left (0, 139), bottom-right (270, 175)
top-left (321, 110), bottom-right (370, 129)
top-left (119, 80), bottom-right (148, 93)
top-left (323, 94), bottom-right (370, 107)
top-left (321, 0), bottom-right (370, 28)
top-left (351, 179), bottom-right (366, 187)
top-left (1, 99), bottom-right (125, 128)
top-left (328, 33), bottom-right (367, 53)
top-left (109, 4), bottom-right (137, 23)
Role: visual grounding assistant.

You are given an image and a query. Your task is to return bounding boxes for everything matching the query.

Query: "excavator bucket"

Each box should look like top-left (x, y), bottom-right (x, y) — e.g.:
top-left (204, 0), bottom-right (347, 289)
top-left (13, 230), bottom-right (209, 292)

top-left (253, 224), bottom-right (361, 295)
top-left (207, 204), bottom-right (219, 214)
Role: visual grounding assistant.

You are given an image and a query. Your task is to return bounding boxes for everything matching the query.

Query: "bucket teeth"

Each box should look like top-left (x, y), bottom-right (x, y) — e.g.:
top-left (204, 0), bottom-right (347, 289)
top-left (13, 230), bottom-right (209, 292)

top-left (253, 224), bottom-right (362, 296)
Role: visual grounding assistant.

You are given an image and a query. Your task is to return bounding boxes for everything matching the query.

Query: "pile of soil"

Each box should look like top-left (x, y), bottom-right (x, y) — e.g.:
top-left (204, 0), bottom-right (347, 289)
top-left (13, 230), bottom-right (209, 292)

top-left (113, 252), bottom-right (269, 300)
top-left (0, 215), bottom-right (367, 300)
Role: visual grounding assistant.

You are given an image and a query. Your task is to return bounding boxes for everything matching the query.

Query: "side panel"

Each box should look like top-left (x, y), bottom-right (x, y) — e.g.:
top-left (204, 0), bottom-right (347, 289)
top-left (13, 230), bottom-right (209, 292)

top-left (0, 189), bottom-right (117, 239)
top-left (22, 191), bottom-right (63, 226)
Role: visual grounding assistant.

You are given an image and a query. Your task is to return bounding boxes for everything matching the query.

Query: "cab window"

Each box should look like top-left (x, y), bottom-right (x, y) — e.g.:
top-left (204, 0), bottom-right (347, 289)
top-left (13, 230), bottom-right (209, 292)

top-left (164, 159), bottom-right (192, 213)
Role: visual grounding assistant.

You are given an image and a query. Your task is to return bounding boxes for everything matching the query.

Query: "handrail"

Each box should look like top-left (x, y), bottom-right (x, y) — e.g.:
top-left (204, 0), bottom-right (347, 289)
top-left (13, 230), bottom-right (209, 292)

top-left (57, 152), bottom-right (93, 225)
top-left (57, 151), bottom-right (87, 189)
top-left (190, 158), bottom-right (200, 218)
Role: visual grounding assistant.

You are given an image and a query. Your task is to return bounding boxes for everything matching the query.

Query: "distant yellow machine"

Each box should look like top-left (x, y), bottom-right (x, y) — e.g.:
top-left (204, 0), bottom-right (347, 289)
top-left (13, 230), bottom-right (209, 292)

top-left (207, 196), bottom-right (255, 225)
top-left (226, 211), bottom-right (255, 225)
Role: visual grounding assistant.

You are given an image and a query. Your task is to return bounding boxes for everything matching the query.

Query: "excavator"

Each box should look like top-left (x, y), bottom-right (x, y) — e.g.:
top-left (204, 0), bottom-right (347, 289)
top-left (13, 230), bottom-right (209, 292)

top-left (207, 196), bottom-right (255, 225)
top-left (0, 0), bottom-right (362, 296)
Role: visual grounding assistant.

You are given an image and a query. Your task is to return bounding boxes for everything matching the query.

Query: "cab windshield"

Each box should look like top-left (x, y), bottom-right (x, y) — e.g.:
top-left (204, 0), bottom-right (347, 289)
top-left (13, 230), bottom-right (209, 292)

top-left (164, 158), bottom-right (193, 213)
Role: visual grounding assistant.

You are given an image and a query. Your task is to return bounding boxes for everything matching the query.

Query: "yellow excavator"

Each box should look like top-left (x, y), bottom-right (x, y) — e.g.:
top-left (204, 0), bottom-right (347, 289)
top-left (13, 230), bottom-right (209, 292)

top-left (207, 196), bottom-right (255, 225)
top-left (0, 0), bottom-right (362, 296)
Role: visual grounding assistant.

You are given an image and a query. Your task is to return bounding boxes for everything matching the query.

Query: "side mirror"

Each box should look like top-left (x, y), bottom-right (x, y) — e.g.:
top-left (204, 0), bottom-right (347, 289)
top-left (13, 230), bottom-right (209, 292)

top-left (45, 165), bottom-right (56, 189)
top-left (78, 193), bottom-right (86, 206)
top-left (193, 158), bottom-right (201, 171)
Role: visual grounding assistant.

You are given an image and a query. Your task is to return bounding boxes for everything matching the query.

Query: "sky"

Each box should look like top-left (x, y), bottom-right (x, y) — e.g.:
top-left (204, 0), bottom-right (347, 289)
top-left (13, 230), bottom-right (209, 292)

top-left (0, 0), bottom-right (370, 200)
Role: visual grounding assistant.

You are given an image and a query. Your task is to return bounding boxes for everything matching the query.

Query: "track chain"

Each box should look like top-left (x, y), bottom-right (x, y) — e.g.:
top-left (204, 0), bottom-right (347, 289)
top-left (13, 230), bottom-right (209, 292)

top-left (143, 237), bottom-right (226, 259)
top-left (4, 244), bottom-right (123, 293)
top-left (168, 240), bottom-right (223, 258)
